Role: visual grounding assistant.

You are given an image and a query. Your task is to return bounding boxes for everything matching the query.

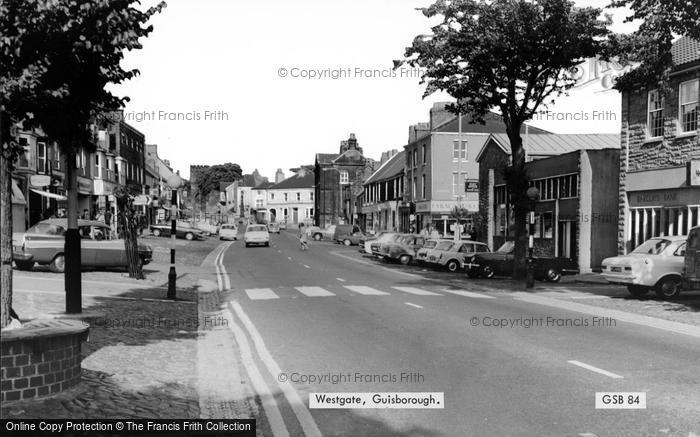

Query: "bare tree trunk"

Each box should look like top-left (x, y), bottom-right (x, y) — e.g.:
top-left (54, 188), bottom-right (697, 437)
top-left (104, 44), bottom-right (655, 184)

top-left (507, 128), bottom-right (529, 280)
top-left (64, 147), bottom-right (82, 313)
top-left (0, 111), bottom-right (13, 328)
top-left (117, 195), bottom-right (143, 279)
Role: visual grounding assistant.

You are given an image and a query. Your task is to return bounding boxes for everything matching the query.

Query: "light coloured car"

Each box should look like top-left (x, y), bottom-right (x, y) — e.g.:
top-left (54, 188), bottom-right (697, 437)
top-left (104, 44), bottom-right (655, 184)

top-left (13, 219), bottom-right (153, 273)
top-left (601, 236), bottom-right (687, 298)
top-left (219, 224), bottom-right (238, 240)
top-left (375, 234), bottom-right (427, 265)
top-left (244, 224), bottom-right (270, 247)
top-left (428, 240), bottom-right (490, 272)
top-left (364, 232), bottom-right (400, 255)
top-left (416, 239), bottom-right (450, 264)
top-left (268, 222), bottom-right (281, 234)
top-left (279, 221), bottom-right (287, 230)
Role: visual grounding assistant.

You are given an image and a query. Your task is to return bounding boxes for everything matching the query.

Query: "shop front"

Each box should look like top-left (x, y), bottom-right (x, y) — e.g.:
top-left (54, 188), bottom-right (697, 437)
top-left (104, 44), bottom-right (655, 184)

top-left (77, 176), bottom-right (94, 218)
top-left (623, 165), bottom-right (700, 253)
top-left (416, 199), bottom-right (479, 236)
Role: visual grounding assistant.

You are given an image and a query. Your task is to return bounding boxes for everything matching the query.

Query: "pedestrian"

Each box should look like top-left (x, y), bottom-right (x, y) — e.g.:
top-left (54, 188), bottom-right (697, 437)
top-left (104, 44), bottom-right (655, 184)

top-left (420, 226), bottom-right (430, 238)
top-left (469, 226), bottom-right (478, 241)
top-left (430, 226), bottom-right (441, 239)
top-left (298, 223), bottom-right (309, 251)
top-left (82, 209), bottom-right (90, 220)
top-left (104, 209), bottom-right (113, 229)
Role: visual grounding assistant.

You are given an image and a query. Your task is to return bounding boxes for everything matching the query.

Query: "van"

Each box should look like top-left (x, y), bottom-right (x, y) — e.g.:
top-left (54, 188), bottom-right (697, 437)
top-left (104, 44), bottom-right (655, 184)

top-left (683, 225), bottom-right (700, 290)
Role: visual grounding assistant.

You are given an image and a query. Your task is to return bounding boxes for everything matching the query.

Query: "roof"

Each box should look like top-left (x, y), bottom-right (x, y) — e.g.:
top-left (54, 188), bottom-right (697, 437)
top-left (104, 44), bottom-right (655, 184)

top-left (672, 36), bottom-right (700, 67)
top-left (219, 181), bottom-right (233, 192)
top-left (434, 112), bottom-right (552, 135)
top-left (365, 151), bottom-right (405, 185)
top-left (269, 170), bottom-right (314, 190)
top-left (253, 181), bottom-right (274, 190)
top-left (478, 133), bottom-right (619, 161)
top-left (316, 153), bottom-right (339, 165)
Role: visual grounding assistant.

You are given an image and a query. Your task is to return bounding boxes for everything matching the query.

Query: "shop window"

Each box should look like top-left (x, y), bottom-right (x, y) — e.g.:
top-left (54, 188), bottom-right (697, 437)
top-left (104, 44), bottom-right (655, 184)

top-left (647, 89), bottom-right (664, 138)
top-left (541, 212), bottom-right (553, 238)
top-left (680, 79), bottom-right (699, 133)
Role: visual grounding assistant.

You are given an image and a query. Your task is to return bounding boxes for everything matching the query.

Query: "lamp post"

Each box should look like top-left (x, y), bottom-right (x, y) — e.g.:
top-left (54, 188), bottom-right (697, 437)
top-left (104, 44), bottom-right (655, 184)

top-left (525, 186), bottom-right (540, 289)
top-left (167, 174), bottom-right (182, 299)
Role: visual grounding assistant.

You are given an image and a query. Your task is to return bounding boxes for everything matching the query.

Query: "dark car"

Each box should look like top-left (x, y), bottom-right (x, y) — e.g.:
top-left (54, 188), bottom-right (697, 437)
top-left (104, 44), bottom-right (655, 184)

top-left (466, 241), bottom-right (579, 282)
top-left (336, 230), bottom-right (366, 246)
top-left (150, 222), bottom-right (205, 240)
top-left (375, 234), bottom-right (427, 265)
top-left (13, 219), bottom-right (152, 273)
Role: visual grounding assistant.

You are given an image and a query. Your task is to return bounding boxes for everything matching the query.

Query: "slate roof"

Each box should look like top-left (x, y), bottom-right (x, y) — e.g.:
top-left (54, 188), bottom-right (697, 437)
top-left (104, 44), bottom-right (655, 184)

top-left (316, 153), bottom-right (339, 165)
top-left (478, 133), bottom-right (619, 161)
top-left (253, 181), bottom-right (274, 190)
top-left (269, 170), bottom-right (314, 190)
top-left (672, 36), bottom-right (700, 67)
top-left (365, 151), bottom-right (405, 185)
top-left (434, 112), bottom-right (552, 135)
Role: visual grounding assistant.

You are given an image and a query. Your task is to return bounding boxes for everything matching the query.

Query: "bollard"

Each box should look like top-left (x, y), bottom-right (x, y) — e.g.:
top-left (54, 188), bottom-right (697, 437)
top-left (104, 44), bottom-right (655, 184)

top-left (168, 248), bottom-right (176, 299)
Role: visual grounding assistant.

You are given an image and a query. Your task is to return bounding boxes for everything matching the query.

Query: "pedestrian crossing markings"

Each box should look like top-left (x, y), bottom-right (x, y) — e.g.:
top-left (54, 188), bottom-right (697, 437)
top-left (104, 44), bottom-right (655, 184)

top-left (243, 286), bottom-right (491, 300)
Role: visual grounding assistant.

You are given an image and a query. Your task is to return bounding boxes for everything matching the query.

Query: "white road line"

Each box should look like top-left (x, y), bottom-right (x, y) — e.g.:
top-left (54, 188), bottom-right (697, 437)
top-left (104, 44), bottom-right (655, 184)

top-left (245, 288), bottom-right (280, 300)
top-left (567, 360), bottom-right (623, 379)
top-left (344, 285), bottom-right (390, 296)
top-left (392, 286), bottom-right (442, 296)
top-left (405, 302), bottom-right (423, 309)
top-left (224, 309), bottom-right (290, 437)
top-left (441, 289), bottom-right (496, 299)
top-left (515, 293), bottom-right (700, 339)
top-left (230, 301), bottom-right (322, 437)
top-left (336, 278), bottom-right (346, 282)
top-left (288, 257), bottom-right (292, 260)
top-left (295, 286), bottom-right (335, 297)
top-left (303, 265), bottom-right (310, 269)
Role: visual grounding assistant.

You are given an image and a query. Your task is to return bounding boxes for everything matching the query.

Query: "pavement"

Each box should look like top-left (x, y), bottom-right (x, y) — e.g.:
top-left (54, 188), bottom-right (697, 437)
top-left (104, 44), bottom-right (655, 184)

top-left (3, 229), bottom-right (699, 436)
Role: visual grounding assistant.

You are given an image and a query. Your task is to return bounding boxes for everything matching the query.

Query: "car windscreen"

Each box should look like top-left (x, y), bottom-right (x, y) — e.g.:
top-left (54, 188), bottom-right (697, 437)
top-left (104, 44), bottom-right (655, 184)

top-left (221, 225), bottom-right (236, 230)
top-left (631, 238), bottom-right (672, 255)
top-left (248, 226), bottom-right (267, 232)
top-left (27, 223), bottom-right (65, 236)
top-left (497, 241), bottom-right (515, 253)
top-left (435, 241), bottom-right (454, 251)
top-left (423, 240), bottom-right (438, 249)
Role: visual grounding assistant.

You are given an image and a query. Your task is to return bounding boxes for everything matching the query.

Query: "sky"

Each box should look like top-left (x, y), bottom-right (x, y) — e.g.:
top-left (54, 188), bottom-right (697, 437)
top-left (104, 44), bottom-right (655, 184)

top-left (112, 0), bottom-right (639, 181)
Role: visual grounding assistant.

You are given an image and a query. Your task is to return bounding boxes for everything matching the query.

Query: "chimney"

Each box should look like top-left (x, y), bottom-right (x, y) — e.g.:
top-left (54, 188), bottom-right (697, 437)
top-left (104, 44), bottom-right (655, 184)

top-left (429, 102), bottom-right (455, 131)
top-left (275, 168), bottom-right (285, 183)
top-left (408, 122), bottom-right (430, 144)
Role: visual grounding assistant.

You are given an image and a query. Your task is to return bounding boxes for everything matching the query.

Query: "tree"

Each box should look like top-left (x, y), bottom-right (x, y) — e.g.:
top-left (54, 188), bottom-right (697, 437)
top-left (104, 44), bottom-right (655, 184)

top-left (609, 0), bottom-right (700, 90)
top-left (194, 163), bottom-right (243, 205)
top-left (114, 185), bottom-right (143, 279)
top-left (0, 0), bottom-right (165, 323)
top-left (400, 0), bottom-right (610, 278)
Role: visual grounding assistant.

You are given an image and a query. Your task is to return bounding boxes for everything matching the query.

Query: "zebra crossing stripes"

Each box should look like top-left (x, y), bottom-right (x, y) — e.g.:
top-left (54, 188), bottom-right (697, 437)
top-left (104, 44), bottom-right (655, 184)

top-left (343, 285), bottom-right (390, 295)
top-left (440, 289), bottom-right (496, 299)
top-left (392, 286), bottom-right (442, 296)
top-left (295, 286), bottom-right (335, 297)
top-left (245, 288), bottom-right (279, 300)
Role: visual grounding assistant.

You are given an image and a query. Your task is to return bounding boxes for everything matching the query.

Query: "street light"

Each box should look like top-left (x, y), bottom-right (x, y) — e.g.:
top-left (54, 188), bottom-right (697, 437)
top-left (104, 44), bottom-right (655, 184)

top-left (525, 186), bottom-right (540, 289)
top-left (166, 174), bottom-right (183, 299)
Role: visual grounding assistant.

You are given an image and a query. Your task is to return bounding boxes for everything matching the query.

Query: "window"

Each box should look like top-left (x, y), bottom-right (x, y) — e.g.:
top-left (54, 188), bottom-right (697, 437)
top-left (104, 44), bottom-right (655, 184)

top-left (340, 170), bottom-right (349, 184)
top-left (494, 185), bottom-right (507, 205)
top-left (680, 79), bottom-right (699, 133)
top-left (452, 172), bottom-right (465, 196)
top-left (54, 145), bottom-right (61, 170)
top-left (296, 192), bottom-right (301, 201)
top-left (647, 89), bottom-right (664, 138)
top-left (412, 177), bottom-right (417, 198)
top-left (541, 212), bottom-right (553, 238)
top-left (412, 150), bottom-right (417, 168)
top-left (270, 193), bottom-right (275, 200)
top-left (36, 142), bottom-right (47, 173)
top-left (284, 193), bottom-right (288, 201)
top-left (421, 175), bottom-right (426, 199)
top-left (453, 140), bottom-right (467, 161)
top-left (310, 192), bottom-right (314, 201)
top-left (422, 144), bottom-right (427, 165)
top-left (255, 199), bottom-right (264, 208)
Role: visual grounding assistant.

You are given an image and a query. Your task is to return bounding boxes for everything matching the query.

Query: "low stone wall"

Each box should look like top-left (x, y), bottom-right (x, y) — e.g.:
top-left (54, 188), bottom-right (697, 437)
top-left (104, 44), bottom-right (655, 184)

top-left (1, 319), bottom-right (89, 402)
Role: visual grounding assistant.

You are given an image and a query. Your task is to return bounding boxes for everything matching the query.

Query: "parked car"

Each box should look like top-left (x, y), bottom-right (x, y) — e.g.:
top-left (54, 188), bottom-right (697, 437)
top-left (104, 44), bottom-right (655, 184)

top-left (601, 235), bottom-right (687, 298)
top-left (428, 240), bottom-right (491, 272)
top-left (368, 232), bottom-right (401, 256)
top-left (683, 226), bottom-right (700, 292)
top-left (150, 222), bottom-right (205, 240)
top-left (219, 224), bottom-right (238, 241)
top-left (466, 241), bottom-right (579, 282)
top-left (375, 234), bottom-right (427, 265)
top-left (267, 222), bottom-right (281, 234)
top-left (279, 221), bottom-right (287, 230)
top-left (336, 229), bottom-right (365, 246)
top-left (416, 239), bottom-right (451, 264)
top-left (13, 219), bottom-right (153, 273)
top-left (244, 224), bottom-right (270, 247)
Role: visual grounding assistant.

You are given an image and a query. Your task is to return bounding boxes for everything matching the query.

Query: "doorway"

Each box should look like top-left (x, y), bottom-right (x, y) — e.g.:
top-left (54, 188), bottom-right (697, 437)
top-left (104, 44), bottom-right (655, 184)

top-left (557, 220), bottom-right (576, 259)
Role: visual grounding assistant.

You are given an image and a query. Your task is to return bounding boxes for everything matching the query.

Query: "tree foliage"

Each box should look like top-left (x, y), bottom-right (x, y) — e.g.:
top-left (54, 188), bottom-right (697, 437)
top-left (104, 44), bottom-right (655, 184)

top-left (195, 163), bottom-right (243, 200)
top-left (608, 0), bottom-right (700, 90)
top-left (400, 0), bottom-right (610, 277)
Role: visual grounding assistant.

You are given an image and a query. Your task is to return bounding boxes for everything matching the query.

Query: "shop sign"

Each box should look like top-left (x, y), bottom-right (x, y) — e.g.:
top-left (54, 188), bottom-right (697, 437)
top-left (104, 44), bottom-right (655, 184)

top-left (30, 175), bottom-right (51, 188)
top-left (415, 201), bottom-right (431, 213)
top-left (77, 177), bottom-right (93, 194)
top-left (690, 160), bottom-right (700, 186)
top-left (465, 179), bottom-right (479, 192)
top-left (629, 188), bottom-right (700, 207)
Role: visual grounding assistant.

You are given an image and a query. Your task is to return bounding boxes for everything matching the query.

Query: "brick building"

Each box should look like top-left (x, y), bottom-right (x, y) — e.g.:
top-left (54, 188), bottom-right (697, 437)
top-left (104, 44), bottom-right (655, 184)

top-left (314, 133), bottom-right (374, 227)
top-left (477, 134), bottom-right (620, 272)
top-left (618, 37), bottom-right (700, 254)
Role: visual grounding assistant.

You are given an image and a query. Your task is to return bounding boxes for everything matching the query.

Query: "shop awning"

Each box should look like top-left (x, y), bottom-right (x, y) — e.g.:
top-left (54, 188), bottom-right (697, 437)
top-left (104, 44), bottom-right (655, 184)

top-left (12, 179), bottom-right (26, 205)
top-left (30, 188), bottom-right (67, 201)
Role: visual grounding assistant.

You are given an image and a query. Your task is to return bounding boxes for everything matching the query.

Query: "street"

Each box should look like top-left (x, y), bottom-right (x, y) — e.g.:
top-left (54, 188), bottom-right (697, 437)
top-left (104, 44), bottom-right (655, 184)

top-left (212, 229), bottom-right (700, 437)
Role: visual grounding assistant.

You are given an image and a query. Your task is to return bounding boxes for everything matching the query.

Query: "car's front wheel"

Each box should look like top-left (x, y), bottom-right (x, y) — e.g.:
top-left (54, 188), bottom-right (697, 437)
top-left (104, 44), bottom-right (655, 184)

top-left (446, 259), bottom-right (460, 272)
top-left (313, 233), bottom-right (322, 241)
top-left (481, 265), bottom-right (495, 279)
top-left (185, 232), bottom-right (194, 241)
top-left (344, 239), bottom-right (352, 246)
top-left (545, 268), bottom-right (562, 283)
top-left (627, 284), bottom-right (648, 297)
top-left (655, 276), bottom-right (682, 299)
top-left (152, 228), bottom-right (162, 237)
top-left (398, 254), bottom-right (412, 265)
top-left (49, 254), bottom-right (66, 273)
top-left (14, 260), bottom-right (34, 271)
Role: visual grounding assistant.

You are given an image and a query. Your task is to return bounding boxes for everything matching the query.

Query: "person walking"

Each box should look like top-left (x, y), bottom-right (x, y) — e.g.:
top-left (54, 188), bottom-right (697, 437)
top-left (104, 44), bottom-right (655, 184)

top-left (298, 223), bottom-right (309, 251)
